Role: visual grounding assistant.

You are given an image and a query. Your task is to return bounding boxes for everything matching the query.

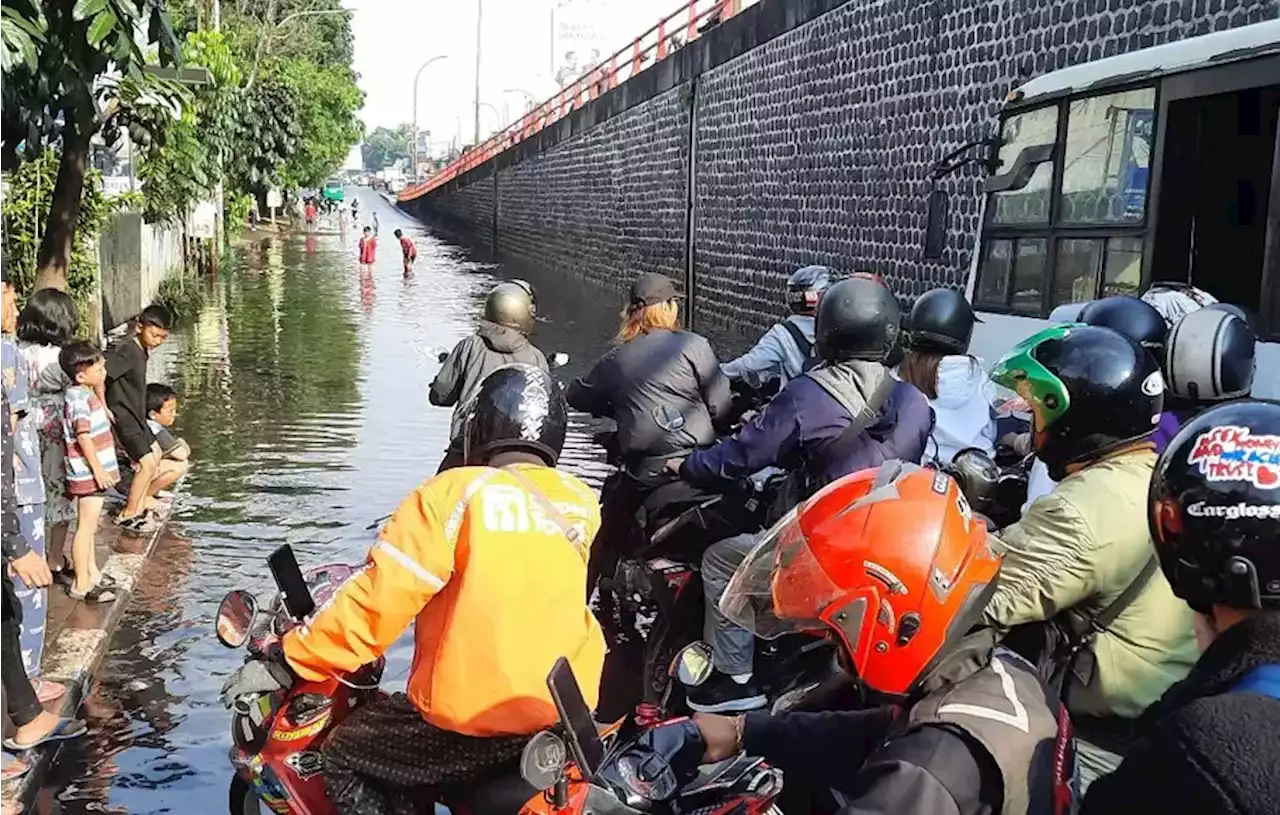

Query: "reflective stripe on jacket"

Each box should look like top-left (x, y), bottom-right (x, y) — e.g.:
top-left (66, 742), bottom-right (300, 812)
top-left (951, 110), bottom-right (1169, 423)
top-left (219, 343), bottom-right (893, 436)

top-left (281, 464), bottom-right (605, 736)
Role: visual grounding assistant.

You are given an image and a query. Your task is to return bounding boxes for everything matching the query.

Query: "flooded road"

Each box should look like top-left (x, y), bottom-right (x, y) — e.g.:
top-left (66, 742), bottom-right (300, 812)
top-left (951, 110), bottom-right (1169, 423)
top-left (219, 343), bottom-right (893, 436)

top-left (41, 189), bottom-right (745, 813)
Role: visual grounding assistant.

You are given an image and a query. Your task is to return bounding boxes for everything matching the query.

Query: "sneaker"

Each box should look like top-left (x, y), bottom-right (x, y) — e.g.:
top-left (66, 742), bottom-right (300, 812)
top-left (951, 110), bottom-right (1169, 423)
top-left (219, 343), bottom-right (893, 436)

top-left (115, 513), bottom-right (159, 535)
top-left (685, 670), bottom-right (768, 714)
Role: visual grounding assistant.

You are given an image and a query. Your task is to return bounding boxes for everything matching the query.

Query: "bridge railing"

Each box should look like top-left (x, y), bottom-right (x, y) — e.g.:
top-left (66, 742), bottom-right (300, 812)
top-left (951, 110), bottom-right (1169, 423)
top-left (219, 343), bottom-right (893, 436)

top-left (398, 0), bottom-right (744, 203)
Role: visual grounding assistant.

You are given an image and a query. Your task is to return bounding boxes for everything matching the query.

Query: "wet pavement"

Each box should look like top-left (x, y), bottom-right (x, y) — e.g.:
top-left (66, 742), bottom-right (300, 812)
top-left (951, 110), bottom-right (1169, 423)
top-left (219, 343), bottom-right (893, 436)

top-left (33, 189), bottom-right (747, 813)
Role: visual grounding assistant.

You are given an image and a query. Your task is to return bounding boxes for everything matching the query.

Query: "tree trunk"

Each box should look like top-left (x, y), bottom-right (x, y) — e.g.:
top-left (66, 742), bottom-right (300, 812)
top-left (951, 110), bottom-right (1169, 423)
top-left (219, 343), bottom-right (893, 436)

top-left (33, 124), bottom-right (92, 292)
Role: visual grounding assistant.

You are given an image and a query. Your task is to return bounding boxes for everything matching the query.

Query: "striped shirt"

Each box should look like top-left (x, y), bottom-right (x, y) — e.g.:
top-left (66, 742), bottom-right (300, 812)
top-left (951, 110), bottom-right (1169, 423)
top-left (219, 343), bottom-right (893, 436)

top-left (63, 385), bottom-right (119, 496)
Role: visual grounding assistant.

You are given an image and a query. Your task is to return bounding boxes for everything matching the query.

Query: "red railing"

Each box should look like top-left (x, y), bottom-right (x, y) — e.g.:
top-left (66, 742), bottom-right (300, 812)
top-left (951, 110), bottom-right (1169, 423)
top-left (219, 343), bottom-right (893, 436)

top-left (398, 0), bottom-right (743, 202)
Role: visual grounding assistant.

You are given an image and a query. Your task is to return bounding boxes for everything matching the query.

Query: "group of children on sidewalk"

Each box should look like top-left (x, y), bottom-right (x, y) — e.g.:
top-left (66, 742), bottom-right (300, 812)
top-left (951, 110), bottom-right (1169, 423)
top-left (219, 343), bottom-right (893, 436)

top-left (1, 283), bottom-right (194, 773)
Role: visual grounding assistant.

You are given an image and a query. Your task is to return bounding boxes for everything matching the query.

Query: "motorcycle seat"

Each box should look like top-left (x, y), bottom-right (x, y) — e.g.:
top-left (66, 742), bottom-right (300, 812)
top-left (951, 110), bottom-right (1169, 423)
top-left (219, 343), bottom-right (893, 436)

top-left (445, 769), bottom-right (540, 815)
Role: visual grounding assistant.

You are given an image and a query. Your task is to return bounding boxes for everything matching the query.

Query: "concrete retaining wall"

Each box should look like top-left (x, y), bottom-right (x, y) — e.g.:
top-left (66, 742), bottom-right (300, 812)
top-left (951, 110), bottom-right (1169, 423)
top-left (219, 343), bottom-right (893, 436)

top-left (98, 211), bottom-right (183, 330)
top-left (404, 0), bottom-right (1277, 334)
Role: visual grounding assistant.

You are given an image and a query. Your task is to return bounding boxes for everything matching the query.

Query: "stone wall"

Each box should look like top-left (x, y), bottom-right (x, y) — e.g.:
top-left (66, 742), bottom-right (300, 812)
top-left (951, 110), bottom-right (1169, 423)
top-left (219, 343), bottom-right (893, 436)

top-left (406, 0), bottom-right (1277, 334)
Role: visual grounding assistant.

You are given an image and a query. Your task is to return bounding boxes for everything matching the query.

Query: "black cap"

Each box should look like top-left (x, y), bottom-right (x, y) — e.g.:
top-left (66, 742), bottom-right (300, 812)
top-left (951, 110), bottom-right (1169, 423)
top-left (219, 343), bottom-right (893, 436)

top-left (629, 272), bottom-right (680, 308)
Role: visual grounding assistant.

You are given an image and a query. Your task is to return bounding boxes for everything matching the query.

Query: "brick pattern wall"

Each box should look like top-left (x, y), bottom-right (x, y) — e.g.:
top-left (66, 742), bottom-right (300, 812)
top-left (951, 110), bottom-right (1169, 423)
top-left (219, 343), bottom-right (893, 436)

top-left (496, 85), bottom-right (691, 293)
top-left (419, 0), bottom-right (1277, 333)
top-left (420, 173), bottom-right (496, 248)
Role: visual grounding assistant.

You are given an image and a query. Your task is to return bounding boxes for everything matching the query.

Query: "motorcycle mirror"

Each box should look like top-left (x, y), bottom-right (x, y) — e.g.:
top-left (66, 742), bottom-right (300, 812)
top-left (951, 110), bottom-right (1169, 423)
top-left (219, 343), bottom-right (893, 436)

top-left (670, 641), bottom-right (715, 687)
top-left (519, 730), bottom-right (567, 791)
top-left (551, 352), bottom-right (570, 368)
top-left (215, 590), bottom-right (258, 648)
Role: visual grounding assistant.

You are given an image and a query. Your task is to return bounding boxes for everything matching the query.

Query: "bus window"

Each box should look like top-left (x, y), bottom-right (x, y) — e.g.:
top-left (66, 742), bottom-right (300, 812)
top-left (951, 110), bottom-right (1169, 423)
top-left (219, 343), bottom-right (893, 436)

top-left (990, 105), bottom-right (1058, 225)
top-left (1058, 88), bottom-right (1156, 224)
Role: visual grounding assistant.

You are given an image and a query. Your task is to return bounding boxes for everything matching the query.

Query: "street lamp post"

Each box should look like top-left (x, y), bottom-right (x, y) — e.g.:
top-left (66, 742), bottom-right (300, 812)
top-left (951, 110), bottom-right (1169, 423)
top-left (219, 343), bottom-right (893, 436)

top-left (412, 55), bottom-right (449, 178)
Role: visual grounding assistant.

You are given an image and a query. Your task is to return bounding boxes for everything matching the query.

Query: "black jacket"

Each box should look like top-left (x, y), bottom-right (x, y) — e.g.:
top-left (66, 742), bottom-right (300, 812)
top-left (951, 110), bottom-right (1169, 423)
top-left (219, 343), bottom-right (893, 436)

top-left (430, 320), bottom-right (548, 441)
top-left (566, 329), bottom-right (731, 460)
top-left (1082, 613), bottom-right (1280, 815)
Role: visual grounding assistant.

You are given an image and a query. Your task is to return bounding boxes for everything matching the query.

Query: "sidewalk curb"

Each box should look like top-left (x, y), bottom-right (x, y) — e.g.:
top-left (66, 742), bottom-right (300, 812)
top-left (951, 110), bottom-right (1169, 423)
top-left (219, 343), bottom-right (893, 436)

top-left (1, 505), bottom-right (173, 812)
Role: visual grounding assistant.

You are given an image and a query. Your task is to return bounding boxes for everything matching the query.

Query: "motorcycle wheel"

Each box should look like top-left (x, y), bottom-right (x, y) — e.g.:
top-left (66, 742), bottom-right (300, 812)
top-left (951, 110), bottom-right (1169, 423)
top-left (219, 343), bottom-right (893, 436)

top-left (229, 775), bottom-right (264, 815)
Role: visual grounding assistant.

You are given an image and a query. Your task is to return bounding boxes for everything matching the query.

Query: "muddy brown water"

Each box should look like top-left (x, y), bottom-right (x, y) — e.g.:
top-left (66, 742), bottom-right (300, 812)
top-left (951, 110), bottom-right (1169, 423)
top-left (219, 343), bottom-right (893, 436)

top-left (41, 189), bottom-right (751, 813)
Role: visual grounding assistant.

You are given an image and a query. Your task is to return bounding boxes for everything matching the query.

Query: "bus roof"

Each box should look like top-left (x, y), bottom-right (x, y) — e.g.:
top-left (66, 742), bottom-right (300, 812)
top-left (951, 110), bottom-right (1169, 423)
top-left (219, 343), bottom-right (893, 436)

top-left (1010, 20), bottom-right (1280, 108)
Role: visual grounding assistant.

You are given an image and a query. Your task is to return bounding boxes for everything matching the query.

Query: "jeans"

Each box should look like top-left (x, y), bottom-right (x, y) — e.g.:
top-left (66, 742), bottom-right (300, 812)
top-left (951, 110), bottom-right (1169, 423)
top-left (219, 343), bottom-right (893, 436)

top-left (1076, 737), bottom-right (1125, 793)
top-left (702, 532), bottom-right (759, 676)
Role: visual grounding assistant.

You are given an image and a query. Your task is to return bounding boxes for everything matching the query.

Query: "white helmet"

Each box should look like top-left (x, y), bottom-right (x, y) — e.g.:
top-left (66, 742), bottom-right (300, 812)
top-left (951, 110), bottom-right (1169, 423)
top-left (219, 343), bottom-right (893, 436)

top-left (1164, 308), bottom-right (1255, 403)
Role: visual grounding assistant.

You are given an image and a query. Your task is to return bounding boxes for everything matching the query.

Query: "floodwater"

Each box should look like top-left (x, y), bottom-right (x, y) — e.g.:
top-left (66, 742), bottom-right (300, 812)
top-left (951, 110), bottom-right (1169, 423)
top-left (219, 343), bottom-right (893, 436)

top-left (40, 189), bottom-right (753, 814)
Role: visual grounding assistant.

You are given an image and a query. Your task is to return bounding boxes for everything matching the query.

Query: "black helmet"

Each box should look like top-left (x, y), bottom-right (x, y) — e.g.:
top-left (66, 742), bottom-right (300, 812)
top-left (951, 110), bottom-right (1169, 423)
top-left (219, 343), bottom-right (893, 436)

top-left (484, 281), bottom-right (537, 334)
top-left (1078, 296), bottom-right (1168, 361)
top-left (945, 447), bottom-right (1000, 516)
top-left (1164, 307), bottom-right (1255, 405)
top-left (990, 325), bottom-right (1164, 481)
top-left (786, 265), bottom-right (831, 315)
top-left (813, 273), bottom-right (901, 363)
top-left (908, 288), bottom-right (977, 355)
top-left (1149, 400), bottom-right (1280, 614)
top-left (463, 364), bottom-right (567, 466)
top-left (1204, 302), bottom-right (1264, 338)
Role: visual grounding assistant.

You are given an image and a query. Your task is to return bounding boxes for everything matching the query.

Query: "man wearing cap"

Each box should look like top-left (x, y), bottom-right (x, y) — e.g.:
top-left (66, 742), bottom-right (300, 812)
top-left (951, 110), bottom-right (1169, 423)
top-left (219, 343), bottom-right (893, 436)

top-left (567, 271), bottom-right (732, 718)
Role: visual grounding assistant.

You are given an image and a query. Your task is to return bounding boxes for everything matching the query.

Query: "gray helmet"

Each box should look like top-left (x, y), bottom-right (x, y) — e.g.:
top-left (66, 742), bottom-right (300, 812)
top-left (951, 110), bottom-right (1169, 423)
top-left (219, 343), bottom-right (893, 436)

top-left (484, 280), bottom-right (537, 334)
top-left (787, 265), bottom-right (831, 315)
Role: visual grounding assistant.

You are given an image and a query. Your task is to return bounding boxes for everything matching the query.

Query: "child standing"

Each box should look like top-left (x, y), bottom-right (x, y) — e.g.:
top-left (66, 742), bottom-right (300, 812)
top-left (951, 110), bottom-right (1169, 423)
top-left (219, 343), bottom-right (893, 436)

top-left (105, 305), bottom-right (171, 534)
top-left (395, 229), bottom-right (417, 276)
top-left (358, 226), bottom-right (377, 272)
top-left (145, 383), bottom-right (190, 495)
top-left (59, 342), bottom-right (120, 604)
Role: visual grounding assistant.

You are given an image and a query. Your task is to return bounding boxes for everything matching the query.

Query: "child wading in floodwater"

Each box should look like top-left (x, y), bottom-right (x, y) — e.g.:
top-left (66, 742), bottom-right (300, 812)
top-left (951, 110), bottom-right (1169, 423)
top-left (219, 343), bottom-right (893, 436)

top-left (395, 229), bottom-right (417, 276)
top-left (359, 226), bottom-right (377, 272)
top-left (59, 342), bottom-right (120, 605)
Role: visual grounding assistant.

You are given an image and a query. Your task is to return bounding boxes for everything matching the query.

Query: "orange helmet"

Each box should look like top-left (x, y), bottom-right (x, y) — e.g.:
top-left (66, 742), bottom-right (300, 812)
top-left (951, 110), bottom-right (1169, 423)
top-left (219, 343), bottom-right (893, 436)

top-left (719, 460), bottom-right (1001, 696)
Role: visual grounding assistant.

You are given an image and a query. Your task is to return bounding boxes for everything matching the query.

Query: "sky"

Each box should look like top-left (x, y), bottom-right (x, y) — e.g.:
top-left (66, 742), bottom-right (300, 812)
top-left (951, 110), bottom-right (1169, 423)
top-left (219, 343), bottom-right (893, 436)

top-left (347, 0), bottom-right (682, 155)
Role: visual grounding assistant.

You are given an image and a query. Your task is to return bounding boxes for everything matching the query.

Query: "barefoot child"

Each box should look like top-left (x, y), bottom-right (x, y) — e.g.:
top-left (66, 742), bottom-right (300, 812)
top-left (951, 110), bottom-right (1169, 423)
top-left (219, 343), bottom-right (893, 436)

top-left (358, 226), bottom-right (376, 272)
top-left (59, 342), bottom-right (120, 604)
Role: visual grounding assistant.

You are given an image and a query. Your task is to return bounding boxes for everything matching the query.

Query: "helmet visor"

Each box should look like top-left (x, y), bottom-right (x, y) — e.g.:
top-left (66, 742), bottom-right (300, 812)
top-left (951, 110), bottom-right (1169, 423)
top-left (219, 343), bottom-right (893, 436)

top-left (719, 509), bottom-right (858, 640)
top-left (989, 324), bottom-right (1077, 428)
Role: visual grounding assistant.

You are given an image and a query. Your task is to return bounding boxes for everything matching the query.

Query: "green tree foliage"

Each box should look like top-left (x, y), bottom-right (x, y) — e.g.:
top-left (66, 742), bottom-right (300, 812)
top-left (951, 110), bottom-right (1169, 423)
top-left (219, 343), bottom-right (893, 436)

top-left (0, 0), bottom-right (183, 290)
top-left (224, 78), bottom-right (302, 201)
top-left (278, 57), bottom-right (362, 188)
top-left (361, 124), bottom-right (412, 173)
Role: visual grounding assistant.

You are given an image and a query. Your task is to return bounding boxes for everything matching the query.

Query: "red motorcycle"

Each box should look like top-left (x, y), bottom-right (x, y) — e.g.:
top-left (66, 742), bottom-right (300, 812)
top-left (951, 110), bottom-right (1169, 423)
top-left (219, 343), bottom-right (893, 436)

top-left (215, 544), bottom-right (783, 815)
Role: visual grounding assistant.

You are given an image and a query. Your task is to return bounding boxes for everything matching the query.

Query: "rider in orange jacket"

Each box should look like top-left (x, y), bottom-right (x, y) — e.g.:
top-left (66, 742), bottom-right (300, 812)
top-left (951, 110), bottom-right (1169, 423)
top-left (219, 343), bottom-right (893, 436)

top-left (221, 364), bottom-right (603, 813)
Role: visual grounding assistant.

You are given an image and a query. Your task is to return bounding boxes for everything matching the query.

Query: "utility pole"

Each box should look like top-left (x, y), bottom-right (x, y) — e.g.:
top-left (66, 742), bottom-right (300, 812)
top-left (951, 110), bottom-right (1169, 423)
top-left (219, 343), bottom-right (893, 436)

top-left (473, 0), bottom-right (483, 145)
top-left (412, 55), bottom-right (449, 178)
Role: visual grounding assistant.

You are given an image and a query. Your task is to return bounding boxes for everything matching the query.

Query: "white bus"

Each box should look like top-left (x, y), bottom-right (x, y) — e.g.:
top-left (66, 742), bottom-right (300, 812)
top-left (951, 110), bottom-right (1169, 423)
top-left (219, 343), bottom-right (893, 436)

top-left (964, 20), bottom-right (1280, 398)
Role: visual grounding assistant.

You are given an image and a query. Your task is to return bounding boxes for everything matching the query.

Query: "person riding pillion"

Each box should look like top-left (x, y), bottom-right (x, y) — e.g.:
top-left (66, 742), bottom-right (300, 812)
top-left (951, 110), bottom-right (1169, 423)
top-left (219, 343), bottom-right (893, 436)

top-left (430, 281), bottom-right (547, 472)
top-left (220, 364), bottom-right (605, 813)
top-left (673, 273), bottom-right (932, 713)
top-left (1082, 399), bottom-right (1280, 815)
top-left (721, 265), bottom-right (830, 385)
top-left (897, 287), bottom-right (998, 466)
top-left (694, 461), bottom-right (1071, 813)
top-left (983, 324), bottom-right (1198, 789)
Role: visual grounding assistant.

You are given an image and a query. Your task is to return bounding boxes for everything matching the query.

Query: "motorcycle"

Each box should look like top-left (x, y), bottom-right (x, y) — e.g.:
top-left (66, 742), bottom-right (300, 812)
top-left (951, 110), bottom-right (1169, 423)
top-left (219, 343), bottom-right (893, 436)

top-left (215, 545), bottom-right (784, 815)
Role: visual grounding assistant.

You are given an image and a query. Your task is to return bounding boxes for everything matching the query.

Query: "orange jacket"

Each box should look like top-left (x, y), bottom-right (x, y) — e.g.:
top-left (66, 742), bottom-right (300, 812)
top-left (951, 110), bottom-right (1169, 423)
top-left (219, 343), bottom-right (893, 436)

top-left (281, 464), bottom-right (605, 736)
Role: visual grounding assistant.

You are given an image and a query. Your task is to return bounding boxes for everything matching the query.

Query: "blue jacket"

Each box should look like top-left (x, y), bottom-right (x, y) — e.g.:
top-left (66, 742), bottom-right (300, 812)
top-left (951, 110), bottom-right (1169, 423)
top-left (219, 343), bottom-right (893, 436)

top-left (681, 363), bottom-right (932, 492)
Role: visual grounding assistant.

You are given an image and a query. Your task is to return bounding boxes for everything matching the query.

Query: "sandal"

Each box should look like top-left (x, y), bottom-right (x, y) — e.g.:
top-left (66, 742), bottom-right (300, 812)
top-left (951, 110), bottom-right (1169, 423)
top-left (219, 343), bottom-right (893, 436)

top-left (1, 752), bottom-right (30, 782)
top-left (32, 679), bottom-right (66, 706)
top-left (68, 582), bottom-right (117, 605)
top-left (1, 717), bottom-right (87, 752)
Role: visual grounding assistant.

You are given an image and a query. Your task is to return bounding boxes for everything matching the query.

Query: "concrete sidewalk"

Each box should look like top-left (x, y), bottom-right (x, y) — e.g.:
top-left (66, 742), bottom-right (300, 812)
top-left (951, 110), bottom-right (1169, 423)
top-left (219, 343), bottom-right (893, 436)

top-left (1, 497), bottom-right (174, 813)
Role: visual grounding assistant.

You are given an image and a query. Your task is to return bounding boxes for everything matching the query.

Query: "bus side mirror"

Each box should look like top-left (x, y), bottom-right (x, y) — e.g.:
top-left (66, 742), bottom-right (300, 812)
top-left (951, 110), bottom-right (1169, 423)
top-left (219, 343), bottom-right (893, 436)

top-left (983, 143), bottom-right (1056, 193)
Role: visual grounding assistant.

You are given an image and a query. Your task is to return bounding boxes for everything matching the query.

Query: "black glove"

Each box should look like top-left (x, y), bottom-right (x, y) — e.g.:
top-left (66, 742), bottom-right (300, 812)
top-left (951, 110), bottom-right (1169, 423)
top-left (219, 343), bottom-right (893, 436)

top-left (220, 657), bottom-right (295, 709)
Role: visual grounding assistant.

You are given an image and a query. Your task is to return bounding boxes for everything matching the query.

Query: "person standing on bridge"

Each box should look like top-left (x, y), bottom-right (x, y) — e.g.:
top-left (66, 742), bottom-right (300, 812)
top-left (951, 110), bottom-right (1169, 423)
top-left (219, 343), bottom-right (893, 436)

top-left (357, 226), bottom-right (376, 273)
top-left (430, 282), bottom-right (547, 472)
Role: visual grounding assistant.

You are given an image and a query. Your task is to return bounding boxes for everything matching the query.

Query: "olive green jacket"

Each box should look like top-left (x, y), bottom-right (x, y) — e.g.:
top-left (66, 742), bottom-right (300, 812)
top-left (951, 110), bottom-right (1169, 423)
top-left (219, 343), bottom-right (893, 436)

top-left (984, 449), bottom-right (1198, 719)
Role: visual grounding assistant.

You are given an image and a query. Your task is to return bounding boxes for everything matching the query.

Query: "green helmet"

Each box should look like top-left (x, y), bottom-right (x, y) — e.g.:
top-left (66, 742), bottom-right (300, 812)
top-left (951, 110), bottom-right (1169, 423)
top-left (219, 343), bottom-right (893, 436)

top-left (990, 324), bottom-right (1164, 480)
top-left (484, 280), bottom-right (537, 334)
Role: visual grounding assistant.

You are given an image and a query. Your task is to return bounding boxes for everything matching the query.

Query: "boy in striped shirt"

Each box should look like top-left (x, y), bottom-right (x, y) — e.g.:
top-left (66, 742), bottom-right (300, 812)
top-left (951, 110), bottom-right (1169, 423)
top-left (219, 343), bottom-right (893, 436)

top-left (59, 342), bottom-right (120, 604)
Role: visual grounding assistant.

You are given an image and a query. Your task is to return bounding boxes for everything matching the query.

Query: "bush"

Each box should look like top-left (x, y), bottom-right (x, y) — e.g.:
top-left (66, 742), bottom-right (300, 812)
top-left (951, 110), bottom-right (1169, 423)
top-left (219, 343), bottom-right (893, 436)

top-left (153, 266), bottom-right (207, 323)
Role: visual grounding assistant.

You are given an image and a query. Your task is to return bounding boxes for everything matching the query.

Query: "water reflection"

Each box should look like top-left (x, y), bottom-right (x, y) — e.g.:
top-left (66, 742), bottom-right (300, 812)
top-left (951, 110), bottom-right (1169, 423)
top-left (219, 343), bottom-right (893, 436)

top-left (43, 191), bottom-right (653, 813)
